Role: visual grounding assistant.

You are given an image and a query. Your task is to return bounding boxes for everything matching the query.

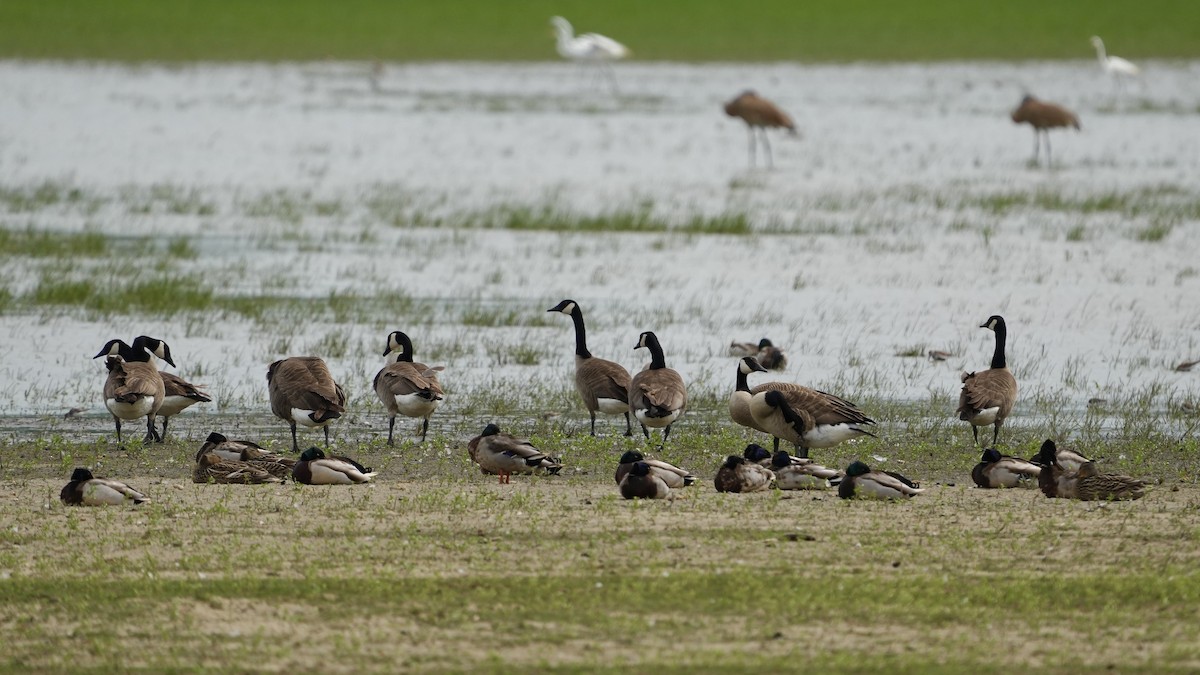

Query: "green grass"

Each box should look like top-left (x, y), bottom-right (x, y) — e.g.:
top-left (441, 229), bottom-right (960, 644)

top-left (0, 0), bottom-right (1197, 62)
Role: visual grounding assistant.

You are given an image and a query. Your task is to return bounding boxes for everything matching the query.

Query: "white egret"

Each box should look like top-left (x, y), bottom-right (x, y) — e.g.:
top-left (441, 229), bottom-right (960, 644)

top-left (1089, 36), bottom-right (1140, 92)
top-left (550, 16), bottom-right (630, 93)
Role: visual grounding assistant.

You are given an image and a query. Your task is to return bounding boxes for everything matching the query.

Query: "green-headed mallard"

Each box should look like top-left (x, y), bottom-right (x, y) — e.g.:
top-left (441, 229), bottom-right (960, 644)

top-left (771, 451), bottom-right (841, 490)
top-left (957, 315), bottom-right (1018, 447)
top-left (60, 468), bottom-right (149, 506)
top-left (619, 461), bottom-right (672, 500)
top-left (292, 447), bottom-right (376, 485)
top-left (194, 451), bottom-right (286, 485)
top-left (1076, 462), bottom-right (1147, 501)
top-left (741, 442), bottom-right (774, 467)
top-left (972, 448), bottom-right (1041, 489)
top-left (374, 330), bottom-right (445, 445)
top-left (548, 300), bottom-right (633, 437)
top-left (614, 450), bottom-right (694, 489)
top-left (467, 423), bottom-right (562, 484)
top-left (714, 455), bottom-right (774, 493)
top-left (1029, 438), bottom-right (1091, 472)
top-left (838, 461), bottom-right (922, 500)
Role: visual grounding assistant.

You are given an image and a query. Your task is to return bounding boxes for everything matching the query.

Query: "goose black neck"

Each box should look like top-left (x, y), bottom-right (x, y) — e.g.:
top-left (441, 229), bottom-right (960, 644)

top-left (735, 364), bottom-right (750, 392)
top-left (397, 335), bottom-right (415, 363)
top-left (645, 335), bottom-right (666, 370)
top-left (570, 307), bottom-right (592, 359)
top-left (991, 322), bottom-right (1007, 370)
top-left (124, 338), bottom-right (152, 362)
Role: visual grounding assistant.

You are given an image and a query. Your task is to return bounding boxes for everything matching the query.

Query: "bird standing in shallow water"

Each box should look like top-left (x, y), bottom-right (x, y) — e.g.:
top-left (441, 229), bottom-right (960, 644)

top-left (1011, 95), bottom-right (1080, 166)
top-left (724, 90), bottom-right (798, 169)
top-left (550, 16), bottom-right (629, 94)
top-left (1089, 36), bottom-right (1140, 92)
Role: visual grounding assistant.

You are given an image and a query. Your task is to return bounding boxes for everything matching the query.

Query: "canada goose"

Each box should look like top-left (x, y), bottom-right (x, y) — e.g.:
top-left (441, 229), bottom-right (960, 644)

top-left (60, 468), bottom-right (149, 506)
top-left (971, 448), bottom-right (1041, 489)
top-left (629, 331), bottom-right (687, 445)
top-left (1011, 95), bottom-right (1080, 165)
top-left (94, 338), bottom-right (167, 445)
top-left (957, 315), bottom-right (1018, 447)
top-left (292, 447), bottom-right (376, 485)
top-left (619, 461), bottom-right (672, 500)
top-left (755, 339), bottom-right (787, 370)
top-left (724, 90), bottom-right (798, 169)
top-left (467, 423), bottom-right (562, 484)
top-left (770, 451), bottom-right (841, 490)
top-left (730, 357), bottom-right (820, 453)
top-left (194, 451), bottom-right (286, 484)
top-left (548, 300), bottom-right (632, 436)
top-left (374, 331), bottom-right (444, 445)
top-left (614, 450), bottom-right (695, 489)
top-left (1075, 462), bottom-right (1147, 501)
top-left (550, 16), bottom-right (629, 93)
top-left (743, 370), bottom-right (877, 459)
top-left (267, 356), bottom-right (346, 453)
top-left (713, 455), bottom-right (774, 493)
top-left (838, 461), bottom-right (923, 500)
top-left (95, 336), bottom-right (210, 440)
top-left (197, 431), bottom-right (295, 480)
top-left (1028, 439), bottom-right (1091, 473)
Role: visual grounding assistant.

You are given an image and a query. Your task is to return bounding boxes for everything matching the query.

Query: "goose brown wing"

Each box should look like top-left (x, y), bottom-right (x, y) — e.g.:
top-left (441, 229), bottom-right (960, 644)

top-left (578, 357), bottom-right (631, 403)
top-left (959, 369), bottom-right (1016, 414)
top-left (634, 370), bottom-right (686, 411)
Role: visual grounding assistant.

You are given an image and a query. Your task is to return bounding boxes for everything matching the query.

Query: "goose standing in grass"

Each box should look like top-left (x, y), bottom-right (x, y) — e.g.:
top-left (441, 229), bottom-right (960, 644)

top-left (1011, 95), bottom-right (1080, 166)
top-left (971, 448), bottom-right (1041, 489)
top-left (267, 356), bottom-right (345, 453)
top-left (60, 468), bottom-right (149, 506)
top-left (292, 447), bottom-right (376, 485)
top-left (467, 423), bottom-right (562, 484)
top-left (614, 450), bottom-right (695, 489)
top-left (713, 455), bottom-right (774, 493)
top-left (95, 337), bottom-right (210, 440)
top-left (374, 331), bottom-right (444, 445)
top-left (724, 90), bottom-right (798, 169)
top-left (629, 331), bottom-right (687, 446)
top-left (838, 461), bottom-right (922, 500)
top-left (957, 315), bottom-right (1018, 447)
top-left (1075, 462), bottom-right (1147, 501)
top-left (771, 451), bottom-right (841, 490)
top-left (548, 300), bottom-right (633, 436)
top-left (550, 16), bottom-right (629, 93)
top-left (739, 358), bottom-right (877, 458)
top-left (619, 461), bottom-right (673, 500)
top-left (95, 341), bottom-right (167, 445)
top-left (194, 451), bottom-right (286, 484)
top-left (198, 432), bottom-right (295, 480)
top-left (1090, 36), bottom-right (1140, 89)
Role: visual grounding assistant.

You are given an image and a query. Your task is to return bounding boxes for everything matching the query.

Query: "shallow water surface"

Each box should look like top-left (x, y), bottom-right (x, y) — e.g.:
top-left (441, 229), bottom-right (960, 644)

top-left (1, 60), bottom-right (1198, 438)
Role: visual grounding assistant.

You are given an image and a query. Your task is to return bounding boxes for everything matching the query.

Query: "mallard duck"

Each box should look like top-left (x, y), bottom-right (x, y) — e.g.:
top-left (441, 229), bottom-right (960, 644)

top-left (194, 452), bottom-right (286, 484)
top-left (1075, 462), bottom-right (1147, 501)
top-left (467, 423), bottom-right (562, 484)
top-left (375, 331), bottom-right (445, 444)
top-left (957, 315), bottom-right (1018, 446)
top-left (742, 442), bottom-right (774, 467)
top-left (755, 339), bottom-right (787, 370)
top-left (1029, 439), bottom-right (1091, 473)
top-left (713, 455), bottom-right (774, 493)
top-left (971, 448), bottom-right (1042, 489)
top-left (614, 450), bottom-right (695, 488)
top-left (548, 300), bottom-right (633, 437)
top-left (197, 432), bottom-right (295, 480)
top-left (771, 451), bottom-right (841, 490)
top-left (838, 461), bottom-right (923, 500)
top-left (727, 341), bottom-right (759, 358)
top-left (60, 468), bottom-right (149, 506)
top-left (292, 447), bottom-right (376, 485)
top-left (618, 461), bottom-right (672, 500)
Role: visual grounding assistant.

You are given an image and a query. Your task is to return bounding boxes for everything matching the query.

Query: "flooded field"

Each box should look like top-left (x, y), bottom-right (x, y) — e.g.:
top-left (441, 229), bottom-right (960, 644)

top-left (1, 60), bottom-right (1199, 441)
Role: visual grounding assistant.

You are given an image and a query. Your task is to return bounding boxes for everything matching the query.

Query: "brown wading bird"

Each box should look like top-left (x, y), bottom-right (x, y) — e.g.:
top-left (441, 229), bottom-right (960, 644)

top-left (374, 331), bottom-right (444, 445)
top-left (1011, 95), bottom-right (1080, 166)
top-left (548, 299), bottom-right (633, 436)
top-left (957, 315), bottom-right (1018, 447)
top-left (267, 356), bottom-right (346, 453)
top-left (724, 90), bottom-right (798, 169)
